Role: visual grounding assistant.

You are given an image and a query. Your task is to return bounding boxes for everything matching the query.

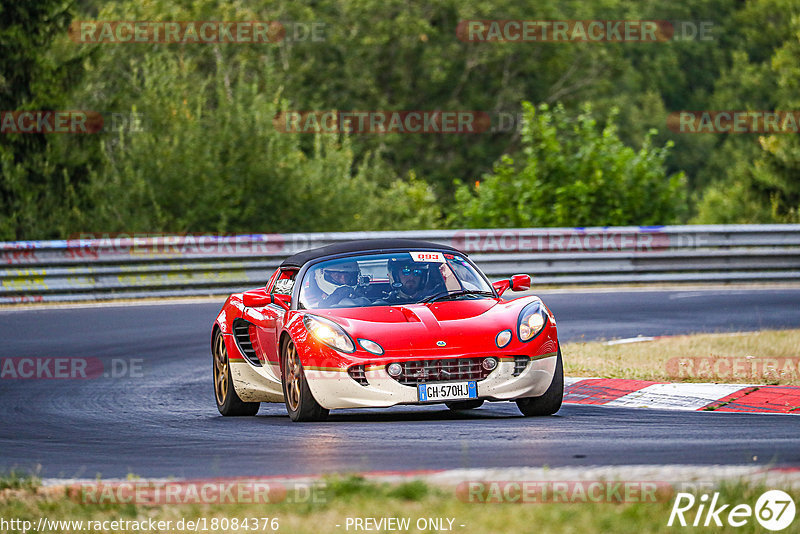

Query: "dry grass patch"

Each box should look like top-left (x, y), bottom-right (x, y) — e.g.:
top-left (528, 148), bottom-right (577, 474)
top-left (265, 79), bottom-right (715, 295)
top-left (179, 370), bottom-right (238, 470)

top-left (562, 329), bottom-right (800, 385)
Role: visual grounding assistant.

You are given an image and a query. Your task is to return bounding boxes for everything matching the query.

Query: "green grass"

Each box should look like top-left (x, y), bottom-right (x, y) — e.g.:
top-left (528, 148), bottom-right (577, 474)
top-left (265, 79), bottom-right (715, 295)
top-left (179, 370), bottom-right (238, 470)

top-left (2, 475), bottom-right (797, 533)
top-left (0, 470), bottom-right (40, 491)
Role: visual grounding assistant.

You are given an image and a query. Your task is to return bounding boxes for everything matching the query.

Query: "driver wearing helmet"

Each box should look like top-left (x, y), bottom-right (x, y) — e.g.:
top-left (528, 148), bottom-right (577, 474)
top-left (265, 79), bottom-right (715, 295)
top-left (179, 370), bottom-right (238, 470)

top-left (315, 260), bottom-right (363, 306)
top-left (386, 258), bottom-right (430, 303)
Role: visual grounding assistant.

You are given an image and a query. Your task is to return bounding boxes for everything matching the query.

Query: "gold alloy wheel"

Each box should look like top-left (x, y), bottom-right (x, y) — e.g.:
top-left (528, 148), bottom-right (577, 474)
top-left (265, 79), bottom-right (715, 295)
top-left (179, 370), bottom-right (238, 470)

top-left (213, 333), bottom-right (229, 405)
top-left (285, 342), bottom-right (301, 412)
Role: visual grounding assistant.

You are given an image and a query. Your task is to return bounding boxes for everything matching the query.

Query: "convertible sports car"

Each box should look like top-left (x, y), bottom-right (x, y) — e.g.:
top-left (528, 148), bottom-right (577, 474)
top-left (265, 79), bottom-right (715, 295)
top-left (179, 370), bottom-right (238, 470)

top-left (212, 239), bottom-right (562, 421)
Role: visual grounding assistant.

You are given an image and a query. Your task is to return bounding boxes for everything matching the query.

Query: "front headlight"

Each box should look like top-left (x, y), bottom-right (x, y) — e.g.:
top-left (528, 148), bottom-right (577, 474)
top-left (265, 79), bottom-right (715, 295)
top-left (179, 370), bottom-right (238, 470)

top-left (303, 315), bottom-right (355, 353)
top-left (517, 301), bottom-right (548, 342)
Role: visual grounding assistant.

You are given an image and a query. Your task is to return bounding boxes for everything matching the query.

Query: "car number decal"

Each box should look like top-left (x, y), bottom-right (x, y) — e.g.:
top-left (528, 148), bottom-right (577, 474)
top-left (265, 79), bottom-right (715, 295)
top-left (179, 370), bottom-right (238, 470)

top-left (409, 251), bottom-right (445, 263)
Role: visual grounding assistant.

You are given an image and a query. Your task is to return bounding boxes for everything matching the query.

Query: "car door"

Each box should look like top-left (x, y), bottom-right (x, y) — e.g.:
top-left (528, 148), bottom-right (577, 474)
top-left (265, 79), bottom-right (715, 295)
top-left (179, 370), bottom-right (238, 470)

top-left (254, 269), bottom-right (296, 377)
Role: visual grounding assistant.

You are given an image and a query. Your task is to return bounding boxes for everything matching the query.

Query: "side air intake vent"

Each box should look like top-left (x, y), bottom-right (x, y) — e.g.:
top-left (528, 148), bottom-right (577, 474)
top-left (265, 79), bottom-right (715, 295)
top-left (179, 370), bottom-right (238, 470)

top-left (513, 355), bottom-right (530, 377)
top-left (348, 365), bottom-right (369, 386)
top-left (232, 319), bottom-right (262, 367)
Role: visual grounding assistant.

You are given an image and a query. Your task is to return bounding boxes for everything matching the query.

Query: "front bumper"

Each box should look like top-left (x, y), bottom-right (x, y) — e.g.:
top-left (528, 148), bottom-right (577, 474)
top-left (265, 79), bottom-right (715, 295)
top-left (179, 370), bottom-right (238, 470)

top-left (304, 354), bottom-right (558, 410)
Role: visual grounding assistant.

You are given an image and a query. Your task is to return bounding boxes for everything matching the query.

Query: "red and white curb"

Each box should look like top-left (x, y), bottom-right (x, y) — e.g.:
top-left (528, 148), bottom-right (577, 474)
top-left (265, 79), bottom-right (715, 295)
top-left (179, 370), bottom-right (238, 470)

top-left (564, 377), bottom-right (800, 413)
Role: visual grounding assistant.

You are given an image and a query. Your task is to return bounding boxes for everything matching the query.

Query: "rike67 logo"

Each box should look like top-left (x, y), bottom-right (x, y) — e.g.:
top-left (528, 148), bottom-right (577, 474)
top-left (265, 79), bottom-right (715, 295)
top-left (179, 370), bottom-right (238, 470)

top-left (668, 490), bottom-right (796, 531)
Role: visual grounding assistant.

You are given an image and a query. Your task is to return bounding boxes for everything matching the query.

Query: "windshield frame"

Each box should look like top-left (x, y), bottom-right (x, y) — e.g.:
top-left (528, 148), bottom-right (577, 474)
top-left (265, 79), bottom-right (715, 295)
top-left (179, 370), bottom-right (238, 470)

top-left (292, 249), bottom-right (497, 310)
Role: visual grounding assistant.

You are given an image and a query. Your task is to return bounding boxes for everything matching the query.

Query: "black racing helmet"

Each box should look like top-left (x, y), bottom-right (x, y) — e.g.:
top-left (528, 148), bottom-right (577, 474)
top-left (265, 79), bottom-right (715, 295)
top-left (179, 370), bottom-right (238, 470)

top-left (388, 257), bottom-right (430, 291)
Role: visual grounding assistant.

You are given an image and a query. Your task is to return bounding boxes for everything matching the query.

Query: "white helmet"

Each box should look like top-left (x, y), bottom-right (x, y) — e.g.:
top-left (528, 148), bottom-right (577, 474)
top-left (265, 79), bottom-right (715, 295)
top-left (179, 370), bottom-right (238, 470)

top-left (316, 260), bottom-right (360, 294)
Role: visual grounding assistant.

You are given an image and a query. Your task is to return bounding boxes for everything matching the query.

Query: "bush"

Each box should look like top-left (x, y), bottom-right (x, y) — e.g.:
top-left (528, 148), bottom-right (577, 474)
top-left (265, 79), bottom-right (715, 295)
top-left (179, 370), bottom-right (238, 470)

top-left (450, 102), bottom-right (686, 228)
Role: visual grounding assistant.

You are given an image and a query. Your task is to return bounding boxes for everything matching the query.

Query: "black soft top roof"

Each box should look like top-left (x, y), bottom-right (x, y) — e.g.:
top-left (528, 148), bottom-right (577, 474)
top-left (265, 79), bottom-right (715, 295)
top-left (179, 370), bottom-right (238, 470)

top-left (280, 239), bottom-right (463, 269)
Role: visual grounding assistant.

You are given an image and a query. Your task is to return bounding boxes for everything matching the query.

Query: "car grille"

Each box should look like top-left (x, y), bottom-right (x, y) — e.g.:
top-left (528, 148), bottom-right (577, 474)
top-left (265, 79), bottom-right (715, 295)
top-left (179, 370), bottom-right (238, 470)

top-left (232, 319), bottom-right (261, 367)
top-left (388, 358), bottom-right (492, 386)
top-left (513, 355), bottom-right (530, 376)
top-left (348, 365), bottom-right (369, 386)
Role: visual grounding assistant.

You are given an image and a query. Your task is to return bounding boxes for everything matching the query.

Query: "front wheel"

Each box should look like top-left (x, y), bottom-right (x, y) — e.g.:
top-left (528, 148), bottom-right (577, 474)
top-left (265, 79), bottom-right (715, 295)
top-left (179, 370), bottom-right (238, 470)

top-left (516, 348), bottom-right (563, 416)
top-left (281, 339), bottom-right (329, 422)
top-left (213, 330), bottom-right (260, 416)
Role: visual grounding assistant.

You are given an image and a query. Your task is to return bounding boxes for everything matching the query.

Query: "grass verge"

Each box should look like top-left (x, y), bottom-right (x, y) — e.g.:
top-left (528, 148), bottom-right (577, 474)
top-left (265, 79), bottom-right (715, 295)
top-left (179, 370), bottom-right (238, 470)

top-left (1, 475), bottom-right (797, 534)
top-left (0, 470), bottom-right (39, 491)
top-left (563, 328), bottom-right (800, 385)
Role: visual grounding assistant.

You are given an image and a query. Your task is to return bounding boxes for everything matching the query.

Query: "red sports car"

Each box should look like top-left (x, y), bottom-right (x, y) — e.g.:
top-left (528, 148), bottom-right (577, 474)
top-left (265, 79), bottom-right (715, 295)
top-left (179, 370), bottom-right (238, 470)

top-left (212, 239), bottom-right (562, 421)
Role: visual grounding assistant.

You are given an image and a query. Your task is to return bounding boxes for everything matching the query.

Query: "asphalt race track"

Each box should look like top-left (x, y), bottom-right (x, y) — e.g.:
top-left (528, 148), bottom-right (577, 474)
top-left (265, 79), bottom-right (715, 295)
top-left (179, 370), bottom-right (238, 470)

top-left (1, 288), bottom-right (800, 479)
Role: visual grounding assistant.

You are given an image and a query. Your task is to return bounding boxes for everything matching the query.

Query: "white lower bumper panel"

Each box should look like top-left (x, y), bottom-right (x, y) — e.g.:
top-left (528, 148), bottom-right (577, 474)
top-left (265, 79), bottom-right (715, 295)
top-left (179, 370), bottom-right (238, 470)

top-left (305, 355), bottom-right (558, 410)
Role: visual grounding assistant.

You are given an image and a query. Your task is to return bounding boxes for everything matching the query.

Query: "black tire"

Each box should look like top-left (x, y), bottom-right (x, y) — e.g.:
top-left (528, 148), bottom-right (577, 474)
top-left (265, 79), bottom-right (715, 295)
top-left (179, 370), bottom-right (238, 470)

top-left (281, 339), bottom-right (329, 422)
top-left (213, 330), bottom-right (260, 416)
top-left (516, 348), bottom-right (563, 416)
top-left (446, 400), bottom-right (485, 411)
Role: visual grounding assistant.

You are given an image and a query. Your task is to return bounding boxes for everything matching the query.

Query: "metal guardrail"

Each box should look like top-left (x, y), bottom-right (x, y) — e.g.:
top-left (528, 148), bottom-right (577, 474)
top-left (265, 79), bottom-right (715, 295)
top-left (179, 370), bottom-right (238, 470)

top-left (1, 225), bottom-right (799, 303)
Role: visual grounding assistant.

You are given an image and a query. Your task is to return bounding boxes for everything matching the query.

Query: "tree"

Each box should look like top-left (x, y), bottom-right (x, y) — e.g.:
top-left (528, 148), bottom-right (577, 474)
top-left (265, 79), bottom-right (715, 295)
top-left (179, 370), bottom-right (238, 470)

top-left (694, 6), bottom-right (800, 223)
top-left (0, 0), bottom-right (97, 240)
top-left (73, 6), bottom-right (441, 234)
top-left (450, 102), bottom-right (686, 228)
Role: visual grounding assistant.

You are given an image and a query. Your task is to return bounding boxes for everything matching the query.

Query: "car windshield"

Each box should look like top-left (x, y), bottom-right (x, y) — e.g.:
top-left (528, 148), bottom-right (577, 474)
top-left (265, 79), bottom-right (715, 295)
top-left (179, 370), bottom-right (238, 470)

top-left (298, 251), bottom-right (495, 309)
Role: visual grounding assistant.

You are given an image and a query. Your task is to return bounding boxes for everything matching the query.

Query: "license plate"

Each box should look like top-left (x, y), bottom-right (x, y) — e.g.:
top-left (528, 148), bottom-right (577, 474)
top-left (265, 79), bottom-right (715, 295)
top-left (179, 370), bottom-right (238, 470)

top-left (418, 381), bottom-right (477, 402)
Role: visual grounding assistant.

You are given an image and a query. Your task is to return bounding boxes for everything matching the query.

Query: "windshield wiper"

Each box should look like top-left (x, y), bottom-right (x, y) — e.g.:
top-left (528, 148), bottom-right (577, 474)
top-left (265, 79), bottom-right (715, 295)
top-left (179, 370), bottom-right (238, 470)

top-left (423, 290), bottom-right (494, 303)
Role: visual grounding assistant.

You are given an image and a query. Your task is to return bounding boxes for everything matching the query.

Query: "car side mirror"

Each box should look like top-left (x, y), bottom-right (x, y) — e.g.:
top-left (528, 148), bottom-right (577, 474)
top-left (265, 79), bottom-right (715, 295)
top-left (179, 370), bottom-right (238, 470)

top-left (272, 293), bottom-right (291, 311)
top-left (493, 274), bottom-right (532, 296)
top-left (510, 274), bottom-right (531, 291)
top-left (242, 288), bottom-right (271, 307)
top-left (492, 279), bottom-right (511, 296)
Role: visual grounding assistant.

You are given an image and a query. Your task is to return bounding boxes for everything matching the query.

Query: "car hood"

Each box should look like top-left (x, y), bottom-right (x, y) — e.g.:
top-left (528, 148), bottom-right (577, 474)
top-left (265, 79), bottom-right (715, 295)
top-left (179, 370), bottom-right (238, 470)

top-left (310, 299), bottom-right (524, 354)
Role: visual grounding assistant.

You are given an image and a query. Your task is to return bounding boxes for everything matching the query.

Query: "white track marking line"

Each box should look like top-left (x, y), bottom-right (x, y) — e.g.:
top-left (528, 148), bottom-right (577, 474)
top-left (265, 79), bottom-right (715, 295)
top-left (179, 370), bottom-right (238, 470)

top-left (605, 383), bottom-right (748, 410)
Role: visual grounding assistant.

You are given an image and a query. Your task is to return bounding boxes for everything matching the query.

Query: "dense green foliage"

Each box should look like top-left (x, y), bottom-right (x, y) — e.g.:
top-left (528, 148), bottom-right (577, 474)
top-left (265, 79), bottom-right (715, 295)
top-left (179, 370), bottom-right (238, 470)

top-left (451, 102), bottom-right (685, 227)
top-left (1, 0), bottom-right (799, 239)
top-left (693, 7), bottom-right (800, 223)
top-left (0, 0), bottom-right (97, 239)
